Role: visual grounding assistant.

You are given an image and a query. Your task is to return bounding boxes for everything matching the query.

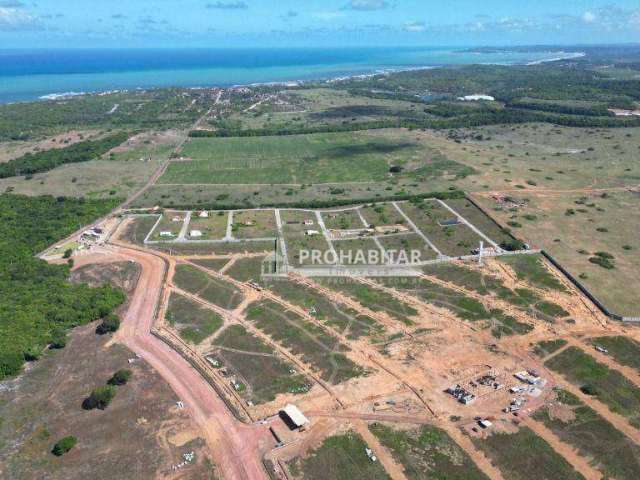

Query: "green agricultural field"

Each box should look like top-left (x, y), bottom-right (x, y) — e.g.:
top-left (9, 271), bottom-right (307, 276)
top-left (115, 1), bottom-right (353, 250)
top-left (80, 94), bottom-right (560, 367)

top-left (533, 389), bottom-right (640, 479)
top-left (232, 210), bottom-right (277, 239)
top-left (160, 130), bottom-right (473, 187)
top-left (172, 264), bottom-right (244, 310)
top-left (590, 336), bottom-right (640, 373)
top-left (322, 209), bottom-right (366, 230)
top-left (545, 346), bottom-right (640, 428)
top-left (370, 423), bottom-right (489, 480)
top-left (398, 200), bottom-right (484, 257)
top-left (187, 211), bottom-right (228, 240)
top-left (164, 132), bottom-right (398, 184)
top-left (318, 278), bottom-right (417, 326)
top-left (263, 279), bottom-right (386, 340)
top-left (165, 292), bottom-right (223, 344)
top-left (286, 431), bottom-right (390, 480)
top-left (244, 299), bottom-right (365, 384)
top-left (212, 325), bottom-right (309, 404)
top-left (472, 427), bottom-right (585, 480)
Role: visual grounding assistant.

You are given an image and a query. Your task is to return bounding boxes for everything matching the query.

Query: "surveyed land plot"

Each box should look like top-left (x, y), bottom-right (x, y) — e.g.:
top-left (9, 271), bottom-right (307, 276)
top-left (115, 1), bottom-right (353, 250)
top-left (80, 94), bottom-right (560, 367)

top-left (533, 389), bottom-right (640, 480)
top-left (148, 210), bottom-right (186, 241)
top-left (377, 234), bottom-right (438, 262)
top-left (398, 200), bottom-right (485, 257)
top-left (360, 202), bottom-right (408, 227)
top-left (186, 211), bottom-right (228, 240)
top-left (233, 210), bottom-right (277, 239)
top-left (286, 431), bottom-right (391, 480)
top-left (370, 423), bottom-right (489, 480)
top-left (318, 278), bottom-right (418, 326)
top-left (263, 279), bottom-right (386, 341)
top-left (472, 426), bottom-right (586, 480)
top-left (545, 346), bottom-right (640, 428)
top-left (244, 299), bottom-right (365, 384)
top-left (165, 292), bottom-right (223, 345)
top-left (211, 325), bottom-right (309, 404)
top-left (322, 209), bottom-right (366, 230)
top-left (173, 264), bottom-right (244, 310)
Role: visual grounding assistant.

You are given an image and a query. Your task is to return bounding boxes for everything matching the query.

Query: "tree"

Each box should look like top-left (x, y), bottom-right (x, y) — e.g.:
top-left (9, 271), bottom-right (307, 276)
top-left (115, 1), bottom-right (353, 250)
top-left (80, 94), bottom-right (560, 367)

top-left (62, 248), bottom-right (73, 259)
top-left (108, 369), bottom-right (132, 386)
top-left (96, 313), bottom-right (120, 335)
top-left (82, 385), bottom-right (116, 410)
top-left (49, 330), bottom-right (67, 349)
top-left (52, 436), bottom-right (77, 456)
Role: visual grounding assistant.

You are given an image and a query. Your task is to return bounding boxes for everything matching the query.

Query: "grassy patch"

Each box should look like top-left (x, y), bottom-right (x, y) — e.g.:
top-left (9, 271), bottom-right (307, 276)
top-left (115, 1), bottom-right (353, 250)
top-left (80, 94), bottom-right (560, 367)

top-left (173, 264), bottom-right (243, 310)
top-left (212, 325), bottom-right (309, 404)
top-left (244, 299), bottom-right (365, 384)
top-left (499, 254), bottom-right (567, 292)
top-left (590, 336), bottom-right (640, 373)
top-left (165, 292), bottom-right (223, 345)
top-left (287, 431), bottom-right (390, 480)
top-left (533, 389), bottom-right (640, 479)
top-left (370, 423), bottom-right (489, 480)
top-left (472, 427), bottom-right (585, 480)
top-left (533, 339), bottom-right (568, 357)
top-left (546, 346), bottom-right (640, 427)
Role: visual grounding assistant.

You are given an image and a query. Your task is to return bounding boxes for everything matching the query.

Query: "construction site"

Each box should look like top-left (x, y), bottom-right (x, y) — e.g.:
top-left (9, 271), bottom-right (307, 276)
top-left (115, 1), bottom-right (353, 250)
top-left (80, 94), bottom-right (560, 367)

top-left (42, 197), bottom-right (640, 480)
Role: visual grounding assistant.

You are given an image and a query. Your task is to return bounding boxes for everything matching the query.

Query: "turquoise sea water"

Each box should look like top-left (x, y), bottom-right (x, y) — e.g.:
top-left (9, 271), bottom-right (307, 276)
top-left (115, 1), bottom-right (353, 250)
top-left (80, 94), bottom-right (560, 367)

top-left (0, 47), bottom-right (583, 104)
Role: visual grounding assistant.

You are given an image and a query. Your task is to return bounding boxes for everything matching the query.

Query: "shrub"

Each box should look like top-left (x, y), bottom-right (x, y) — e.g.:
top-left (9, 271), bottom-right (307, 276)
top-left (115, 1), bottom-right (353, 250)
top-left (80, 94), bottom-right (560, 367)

top-left (49, 330), bottom-right (67, 350)
top-left (589, 256), bottom-right (615, 269)
top-left (108, 369), bottom-right (132, 386)
top-left (82, 385), bottom-right (117, 410)
top-left (52, 436), bottom-right (77, 456)
top-left (580, 384), bottom-right (598, 396)
top-left (62, 248), bottom-right (73, 259)
top-left (96, 313), bottom-right (120, 335)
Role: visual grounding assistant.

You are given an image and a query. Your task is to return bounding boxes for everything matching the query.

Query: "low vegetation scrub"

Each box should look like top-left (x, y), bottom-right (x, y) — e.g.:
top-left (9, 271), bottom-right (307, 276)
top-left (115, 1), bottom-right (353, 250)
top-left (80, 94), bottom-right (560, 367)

top-left (82, 385), bottom-right (117, 410)
top-left (107, 369), bottom-right (132, 386)
top-left (96, 313), bottom-right (121, 335)
top-left (51, 436), bottom-right (77, 456)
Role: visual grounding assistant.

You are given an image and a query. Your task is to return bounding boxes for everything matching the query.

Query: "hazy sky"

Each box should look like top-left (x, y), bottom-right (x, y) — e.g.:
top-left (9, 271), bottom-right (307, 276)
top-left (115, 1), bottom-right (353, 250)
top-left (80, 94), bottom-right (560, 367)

top-left (1, 0), bottom-right (639, 48)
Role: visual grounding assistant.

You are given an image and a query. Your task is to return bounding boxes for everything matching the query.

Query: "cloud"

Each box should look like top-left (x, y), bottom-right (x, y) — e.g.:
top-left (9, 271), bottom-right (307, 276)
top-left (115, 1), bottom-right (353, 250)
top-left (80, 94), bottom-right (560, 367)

top-left (403, 21), bottom-right (425, 32)
top-left (0, 6), bottom-right (40, 31)
top-left (205, 1), bottom-right (248, 10)
top-left (344, 0), bottom-right (389, 11)
top-left (582, 11), bottom-right (597, 23)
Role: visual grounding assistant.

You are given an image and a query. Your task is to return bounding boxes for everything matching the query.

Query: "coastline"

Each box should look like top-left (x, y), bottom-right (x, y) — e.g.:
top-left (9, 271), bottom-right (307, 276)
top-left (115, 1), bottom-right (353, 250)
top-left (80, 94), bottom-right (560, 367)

top-left (1, 49), bottom-right (586, 105)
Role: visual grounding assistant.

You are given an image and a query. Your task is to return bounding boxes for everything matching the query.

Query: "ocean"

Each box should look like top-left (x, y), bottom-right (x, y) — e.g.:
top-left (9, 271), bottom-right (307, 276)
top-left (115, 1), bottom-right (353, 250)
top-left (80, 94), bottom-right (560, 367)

top-left (0, 47), bottom-right (584, 104)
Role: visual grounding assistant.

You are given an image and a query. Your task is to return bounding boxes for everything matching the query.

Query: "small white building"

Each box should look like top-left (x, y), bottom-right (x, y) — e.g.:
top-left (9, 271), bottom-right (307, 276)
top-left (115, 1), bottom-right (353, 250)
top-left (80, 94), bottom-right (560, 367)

top-left (304, 220), bottom-right (315, 226)
top-left (281, 404), bottom-right (309, 430)
top-left (306, 230), bottom-right (320, 236)
top-left (458, 94), bottom-right (495, 102)
top-left (190, 230), bottom-right (203, 238)
top-left (198, 211), bottom-right (209, 218)
top-left (160, 231), bottom-right (174, 237)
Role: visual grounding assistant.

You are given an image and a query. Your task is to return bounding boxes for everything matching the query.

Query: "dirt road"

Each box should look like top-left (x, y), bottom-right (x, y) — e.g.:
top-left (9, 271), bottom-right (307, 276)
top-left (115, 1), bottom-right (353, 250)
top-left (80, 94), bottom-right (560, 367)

top-left (73, 245), bottom-right (272, 480)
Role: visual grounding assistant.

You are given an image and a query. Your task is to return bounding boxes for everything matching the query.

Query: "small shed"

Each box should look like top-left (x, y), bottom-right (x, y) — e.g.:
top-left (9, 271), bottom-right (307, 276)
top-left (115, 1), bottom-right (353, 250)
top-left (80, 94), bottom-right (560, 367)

top-left (198, 211), bottom-right (209, 218)
top-left (190, 230), bottom-right (203, 238)
top-left (281, 404), bottom-right (309, 430)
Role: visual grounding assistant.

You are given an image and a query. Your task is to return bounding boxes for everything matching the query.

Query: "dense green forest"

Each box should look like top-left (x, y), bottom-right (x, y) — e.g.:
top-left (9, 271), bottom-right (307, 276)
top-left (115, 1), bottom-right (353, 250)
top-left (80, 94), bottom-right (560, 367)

top-left (0, 131), bottom-right (130, 178)
top-left (0, 194), bottom-right (124, 379)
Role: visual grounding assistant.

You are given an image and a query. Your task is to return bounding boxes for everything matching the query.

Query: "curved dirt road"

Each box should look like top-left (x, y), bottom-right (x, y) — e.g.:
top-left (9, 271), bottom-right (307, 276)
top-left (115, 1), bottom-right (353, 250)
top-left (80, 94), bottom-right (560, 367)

top-left (73, 245), bottom-right (271, 480)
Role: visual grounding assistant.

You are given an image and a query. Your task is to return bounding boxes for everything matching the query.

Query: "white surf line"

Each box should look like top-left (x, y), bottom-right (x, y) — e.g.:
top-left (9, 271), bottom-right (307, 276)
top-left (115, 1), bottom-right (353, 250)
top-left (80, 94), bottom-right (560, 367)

top-left (435, 199), bottom-right (502, 251)
top-left (315, 211), bottom-right (338, 257)
top-left (391, 202), bottom-right (445, 258)
top-left (224, 210), bottom-right (234, 241)
top-left (274, 209), bottom-right (290, 270)
top-left (177, 211), bottom-right (192, 241)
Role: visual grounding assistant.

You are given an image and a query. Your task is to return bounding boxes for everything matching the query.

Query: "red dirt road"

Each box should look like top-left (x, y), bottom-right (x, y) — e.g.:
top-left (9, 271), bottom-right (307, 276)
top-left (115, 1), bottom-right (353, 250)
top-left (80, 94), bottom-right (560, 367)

top-left (73, 246), bottom-right (272, 480)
